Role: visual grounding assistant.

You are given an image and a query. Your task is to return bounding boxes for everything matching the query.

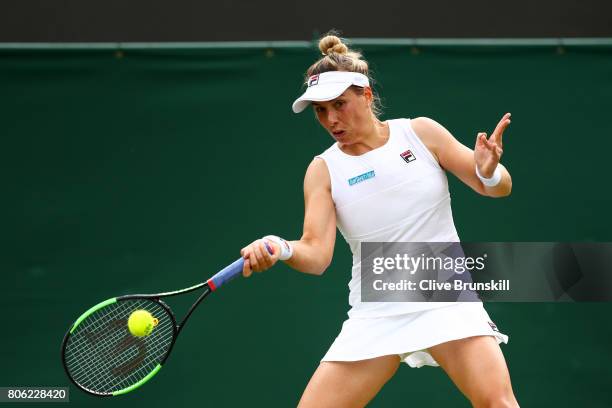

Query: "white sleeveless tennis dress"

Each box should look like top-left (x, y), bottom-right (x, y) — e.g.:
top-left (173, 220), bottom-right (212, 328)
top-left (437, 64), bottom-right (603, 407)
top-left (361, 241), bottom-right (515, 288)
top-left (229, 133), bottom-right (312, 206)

top-left (316, 118), bottom-right (508, 367)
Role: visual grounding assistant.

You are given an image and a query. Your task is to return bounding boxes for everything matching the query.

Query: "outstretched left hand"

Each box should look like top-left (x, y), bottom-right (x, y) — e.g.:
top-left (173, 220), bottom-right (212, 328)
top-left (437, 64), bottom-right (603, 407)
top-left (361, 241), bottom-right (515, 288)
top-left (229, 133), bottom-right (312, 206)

top-left (474, 113), bottom-right (511, 178)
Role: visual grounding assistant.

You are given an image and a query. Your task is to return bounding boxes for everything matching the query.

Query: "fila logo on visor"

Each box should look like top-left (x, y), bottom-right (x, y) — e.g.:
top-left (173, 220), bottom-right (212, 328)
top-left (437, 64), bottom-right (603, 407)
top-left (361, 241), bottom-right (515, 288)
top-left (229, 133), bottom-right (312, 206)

top-left (400, 150), bottom-right (416, 164)
top-left (308, 75), bottom-right (319, 87)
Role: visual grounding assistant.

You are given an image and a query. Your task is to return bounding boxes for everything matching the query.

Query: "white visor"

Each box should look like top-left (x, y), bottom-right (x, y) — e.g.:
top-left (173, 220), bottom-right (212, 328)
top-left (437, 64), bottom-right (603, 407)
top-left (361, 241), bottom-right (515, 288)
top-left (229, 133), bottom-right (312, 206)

top-left (292, 71), bottom-right (370, 113)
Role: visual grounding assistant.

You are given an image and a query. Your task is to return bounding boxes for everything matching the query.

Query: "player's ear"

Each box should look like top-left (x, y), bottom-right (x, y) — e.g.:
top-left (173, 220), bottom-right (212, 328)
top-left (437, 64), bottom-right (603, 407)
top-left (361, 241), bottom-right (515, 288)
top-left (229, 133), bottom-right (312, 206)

top-left (363, 86), bottom-right (373, 105)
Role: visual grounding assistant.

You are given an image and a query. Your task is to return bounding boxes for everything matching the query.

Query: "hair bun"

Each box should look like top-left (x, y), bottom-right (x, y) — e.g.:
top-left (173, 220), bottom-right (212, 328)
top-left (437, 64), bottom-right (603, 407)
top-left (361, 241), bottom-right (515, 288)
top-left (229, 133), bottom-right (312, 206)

top-left (319, 35), bottom-right (348, 56)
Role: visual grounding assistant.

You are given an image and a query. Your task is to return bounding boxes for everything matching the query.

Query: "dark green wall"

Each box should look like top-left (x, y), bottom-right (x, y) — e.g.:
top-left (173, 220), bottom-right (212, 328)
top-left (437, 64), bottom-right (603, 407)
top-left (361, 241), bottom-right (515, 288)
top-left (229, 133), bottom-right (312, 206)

top-left (1, 44), bottom-right (611, 407)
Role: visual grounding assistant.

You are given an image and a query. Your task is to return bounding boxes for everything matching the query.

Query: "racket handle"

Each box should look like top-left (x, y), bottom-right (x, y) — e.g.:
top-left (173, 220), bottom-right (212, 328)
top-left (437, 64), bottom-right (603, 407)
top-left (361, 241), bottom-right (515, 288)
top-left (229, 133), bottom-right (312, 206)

top-left (207, 242), bottom-right (273, 291)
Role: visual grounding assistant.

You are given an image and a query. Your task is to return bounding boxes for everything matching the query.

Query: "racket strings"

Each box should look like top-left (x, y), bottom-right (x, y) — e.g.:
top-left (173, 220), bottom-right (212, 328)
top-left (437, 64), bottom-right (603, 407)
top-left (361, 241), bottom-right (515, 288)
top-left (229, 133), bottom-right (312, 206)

top-left (67, 299), bottom-right (172, 391)
top-left (66, 299), bottom-right (173, 393)
top-left (64, 299), bottom-right (174, 394)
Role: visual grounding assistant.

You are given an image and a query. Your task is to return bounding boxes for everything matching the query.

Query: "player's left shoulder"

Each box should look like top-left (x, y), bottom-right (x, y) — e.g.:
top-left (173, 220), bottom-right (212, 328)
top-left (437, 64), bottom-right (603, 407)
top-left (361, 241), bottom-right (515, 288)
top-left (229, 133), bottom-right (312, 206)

top-left (407, 116), bottom-right (450, 154)
top-left (409, 116), bottom-right (440, 136)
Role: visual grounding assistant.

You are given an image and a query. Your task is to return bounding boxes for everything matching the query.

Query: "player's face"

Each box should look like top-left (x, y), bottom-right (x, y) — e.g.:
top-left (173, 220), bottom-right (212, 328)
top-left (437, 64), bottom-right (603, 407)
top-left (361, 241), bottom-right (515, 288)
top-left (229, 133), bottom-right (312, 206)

top-left (312, 87), bottom-right (373, 145)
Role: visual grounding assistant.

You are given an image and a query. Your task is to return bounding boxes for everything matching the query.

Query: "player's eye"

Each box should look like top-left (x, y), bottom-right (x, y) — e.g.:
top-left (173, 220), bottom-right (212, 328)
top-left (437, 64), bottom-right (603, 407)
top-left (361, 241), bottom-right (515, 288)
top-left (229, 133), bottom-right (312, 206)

top-left (334, 100), bottom-right (345, 108)
top-left (314, 106), bottom-right (325, 113)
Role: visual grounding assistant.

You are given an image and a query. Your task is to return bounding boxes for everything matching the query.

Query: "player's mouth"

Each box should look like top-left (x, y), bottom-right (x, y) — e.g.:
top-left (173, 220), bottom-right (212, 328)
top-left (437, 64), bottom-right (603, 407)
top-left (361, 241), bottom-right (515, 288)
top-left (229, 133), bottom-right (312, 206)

top-left (332, 130), bottom-right (346, 138)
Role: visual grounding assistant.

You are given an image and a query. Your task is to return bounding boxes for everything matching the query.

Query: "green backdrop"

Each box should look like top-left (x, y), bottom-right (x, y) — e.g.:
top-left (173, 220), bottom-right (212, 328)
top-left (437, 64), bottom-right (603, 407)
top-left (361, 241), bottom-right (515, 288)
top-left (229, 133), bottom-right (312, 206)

top-left (1, 42), bottom-right (611, 407)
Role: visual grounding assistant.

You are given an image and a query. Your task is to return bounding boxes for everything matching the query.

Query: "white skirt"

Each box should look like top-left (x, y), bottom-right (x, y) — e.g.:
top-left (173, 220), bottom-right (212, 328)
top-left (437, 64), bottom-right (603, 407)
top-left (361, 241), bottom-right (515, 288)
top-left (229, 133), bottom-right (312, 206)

top-left (321, 302), bottom-right (508, 368)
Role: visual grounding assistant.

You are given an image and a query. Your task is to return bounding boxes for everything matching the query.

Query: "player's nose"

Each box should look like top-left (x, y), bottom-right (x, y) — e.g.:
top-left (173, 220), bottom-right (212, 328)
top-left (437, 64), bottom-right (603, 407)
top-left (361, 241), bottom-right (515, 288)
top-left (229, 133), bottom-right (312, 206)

top-left (326, 110), bottom-right (339, 126)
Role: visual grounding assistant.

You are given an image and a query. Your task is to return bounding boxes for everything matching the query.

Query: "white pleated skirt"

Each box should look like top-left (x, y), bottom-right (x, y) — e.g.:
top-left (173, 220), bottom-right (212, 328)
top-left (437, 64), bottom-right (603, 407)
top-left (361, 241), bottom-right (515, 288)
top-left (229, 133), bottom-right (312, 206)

top-left (321, 302), bottom-right (508, 368)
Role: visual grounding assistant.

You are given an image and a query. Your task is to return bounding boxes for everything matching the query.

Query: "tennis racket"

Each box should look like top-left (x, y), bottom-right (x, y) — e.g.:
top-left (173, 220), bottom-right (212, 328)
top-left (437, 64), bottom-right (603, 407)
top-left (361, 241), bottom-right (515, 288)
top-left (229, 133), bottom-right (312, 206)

top-left (61, 244), bottom-right (272, 397)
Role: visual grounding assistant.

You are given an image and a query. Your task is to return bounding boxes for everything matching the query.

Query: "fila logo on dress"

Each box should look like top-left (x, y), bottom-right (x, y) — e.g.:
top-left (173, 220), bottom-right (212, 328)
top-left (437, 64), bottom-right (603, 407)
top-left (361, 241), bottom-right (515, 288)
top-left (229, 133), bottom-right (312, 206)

top-left (400, 149), bottom-right (416, 164)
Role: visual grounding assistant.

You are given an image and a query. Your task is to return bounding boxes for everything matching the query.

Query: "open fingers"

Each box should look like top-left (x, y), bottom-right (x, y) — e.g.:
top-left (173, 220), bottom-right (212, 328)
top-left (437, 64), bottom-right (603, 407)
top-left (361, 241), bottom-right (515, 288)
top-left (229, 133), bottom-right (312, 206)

top-left (477, 132), bottom-right (503, 155)
top-left (490, 113), bottom-right (511, 148)
top-left (475, 132), bottom-right (486, 148)
top-left (477, 133), bottom-right (494, 151)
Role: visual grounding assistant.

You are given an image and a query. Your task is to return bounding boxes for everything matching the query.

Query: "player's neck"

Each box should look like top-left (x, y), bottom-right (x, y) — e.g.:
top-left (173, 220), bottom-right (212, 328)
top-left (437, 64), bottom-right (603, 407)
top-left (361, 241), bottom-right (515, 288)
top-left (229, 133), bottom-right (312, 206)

top-left (340, 118), bottom-right (389, 156)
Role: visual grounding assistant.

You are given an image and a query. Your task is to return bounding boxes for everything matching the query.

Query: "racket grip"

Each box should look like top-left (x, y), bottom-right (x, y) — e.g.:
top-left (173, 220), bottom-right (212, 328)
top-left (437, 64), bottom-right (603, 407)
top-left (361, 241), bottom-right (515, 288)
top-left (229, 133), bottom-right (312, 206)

top-left (207, 242), bottom-right (273, 291)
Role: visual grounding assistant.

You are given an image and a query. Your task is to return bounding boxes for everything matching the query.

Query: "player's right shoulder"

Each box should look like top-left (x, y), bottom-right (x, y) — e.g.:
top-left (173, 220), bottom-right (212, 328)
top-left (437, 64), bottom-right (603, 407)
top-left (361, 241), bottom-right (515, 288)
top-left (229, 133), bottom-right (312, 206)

top-left (304, 157), bottom-right (331, 192)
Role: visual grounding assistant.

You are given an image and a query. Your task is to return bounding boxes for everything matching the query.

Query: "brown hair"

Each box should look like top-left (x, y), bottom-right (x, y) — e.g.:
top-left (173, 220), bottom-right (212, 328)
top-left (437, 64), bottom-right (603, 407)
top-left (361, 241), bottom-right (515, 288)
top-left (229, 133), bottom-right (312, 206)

top-left (305, 33), bottom-right (382, 117)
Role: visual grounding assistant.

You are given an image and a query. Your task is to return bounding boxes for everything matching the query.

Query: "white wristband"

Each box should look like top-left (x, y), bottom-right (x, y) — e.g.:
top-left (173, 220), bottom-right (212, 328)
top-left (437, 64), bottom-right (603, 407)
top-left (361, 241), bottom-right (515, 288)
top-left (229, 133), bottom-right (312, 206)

top-left (263, 235), bottom-right (294, 260)
top-left (475, 164), bottom-right (502, 187)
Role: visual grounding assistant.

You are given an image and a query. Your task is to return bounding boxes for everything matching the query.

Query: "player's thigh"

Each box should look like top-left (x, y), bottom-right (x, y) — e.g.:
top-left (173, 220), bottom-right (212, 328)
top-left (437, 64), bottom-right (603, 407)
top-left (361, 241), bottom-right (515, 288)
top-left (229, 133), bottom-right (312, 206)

top-left (298, 355), bottom-right (401, 408)
top-left (428, 335), bottom-right (518, 407)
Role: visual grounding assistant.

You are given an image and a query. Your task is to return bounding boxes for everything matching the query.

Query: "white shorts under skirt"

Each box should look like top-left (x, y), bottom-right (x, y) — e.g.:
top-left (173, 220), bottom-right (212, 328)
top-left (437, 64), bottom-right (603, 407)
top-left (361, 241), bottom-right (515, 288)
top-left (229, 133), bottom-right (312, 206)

top-left (321, 302), bottom-right (508, 368)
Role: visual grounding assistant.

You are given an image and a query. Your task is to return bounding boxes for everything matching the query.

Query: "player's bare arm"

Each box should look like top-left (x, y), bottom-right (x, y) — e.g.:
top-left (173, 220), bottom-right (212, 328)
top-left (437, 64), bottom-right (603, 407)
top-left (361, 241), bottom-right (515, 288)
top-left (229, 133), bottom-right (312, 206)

top-left (286, 158), bottom-right (336, 275)
top-left (240, 158), bottom-right (336, 276)
top-left (411, 114), bottom-right (512, 197)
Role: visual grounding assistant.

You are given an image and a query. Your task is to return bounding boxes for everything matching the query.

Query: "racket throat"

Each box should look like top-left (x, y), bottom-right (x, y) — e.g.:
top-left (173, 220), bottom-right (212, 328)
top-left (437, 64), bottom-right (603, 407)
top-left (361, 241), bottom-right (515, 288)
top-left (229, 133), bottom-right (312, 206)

top-left (176, 287), bottom-right (212, 334)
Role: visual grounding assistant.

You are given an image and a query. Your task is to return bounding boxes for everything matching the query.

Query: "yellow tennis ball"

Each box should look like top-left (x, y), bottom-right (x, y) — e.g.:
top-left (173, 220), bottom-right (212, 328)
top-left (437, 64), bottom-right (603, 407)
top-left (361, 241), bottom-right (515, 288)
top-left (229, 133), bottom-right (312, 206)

top-left (127, 309), bottom-right (158, 337)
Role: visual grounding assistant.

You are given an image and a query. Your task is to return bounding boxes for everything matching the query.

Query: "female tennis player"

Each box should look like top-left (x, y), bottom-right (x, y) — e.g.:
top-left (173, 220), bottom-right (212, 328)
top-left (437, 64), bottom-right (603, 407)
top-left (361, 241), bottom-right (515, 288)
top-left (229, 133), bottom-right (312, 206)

top-left (241, 34), bottom-right (519, 408)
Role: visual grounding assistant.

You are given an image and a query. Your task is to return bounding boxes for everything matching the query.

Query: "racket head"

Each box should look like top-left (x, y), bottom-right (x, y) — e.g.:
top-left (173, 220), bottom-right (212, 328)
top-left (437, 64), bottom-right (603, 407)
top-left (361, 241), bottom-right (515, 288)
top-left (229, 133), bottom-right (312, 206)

top-left (61, 296), bottom-right (178, 396)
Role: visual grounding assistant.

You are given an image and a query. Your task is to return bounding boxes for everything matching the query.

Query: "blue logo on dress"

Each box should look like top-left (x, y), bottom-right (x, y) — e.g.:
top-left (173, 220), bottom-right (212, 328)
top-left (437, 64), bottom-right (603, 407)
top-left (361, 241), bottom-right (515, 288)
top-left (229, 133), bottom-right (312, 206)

top-left (348, 170), bottom-right (375, 186)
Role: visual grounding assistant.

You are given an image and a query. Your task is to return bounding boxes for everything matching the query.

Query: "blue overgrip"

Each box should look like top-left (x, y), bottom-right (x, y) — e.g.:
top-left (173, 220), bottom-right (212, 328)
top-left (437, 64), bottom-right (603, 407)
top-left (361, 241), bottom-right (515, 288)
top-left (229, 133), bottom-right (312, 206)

top-left (208, 242), bottom-right (273, 290)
